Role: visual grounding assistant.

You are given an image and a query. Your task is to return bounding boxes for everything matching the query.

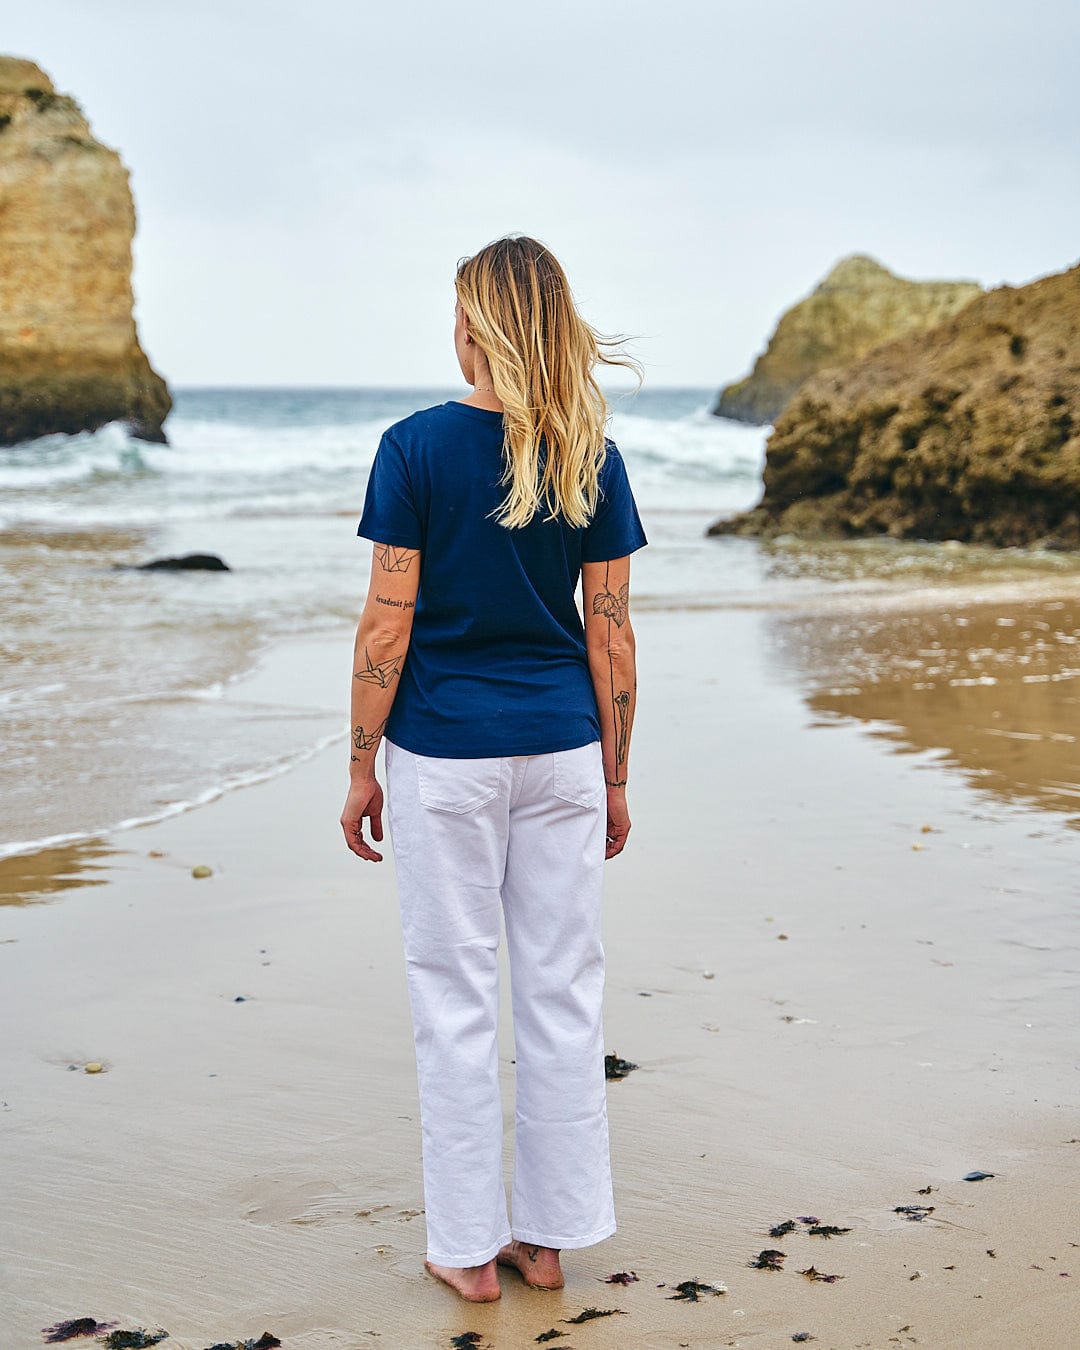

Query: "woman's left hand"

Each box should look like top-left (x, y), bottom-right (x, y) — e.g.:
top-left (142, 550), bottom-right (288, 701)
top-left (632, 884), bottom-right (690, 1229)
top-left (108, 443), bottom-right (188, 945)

top-left (341, 777), bottom-right (385, 861)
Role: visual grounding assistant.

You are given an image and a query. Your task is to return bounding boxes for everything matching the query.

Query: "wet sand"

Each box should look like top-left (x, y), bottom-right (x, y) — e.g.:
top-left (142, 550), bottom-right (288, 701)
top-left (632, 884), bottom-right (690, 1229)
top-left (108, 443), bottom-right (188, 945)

top-left (2, 599), bottom-right (1079, 1348)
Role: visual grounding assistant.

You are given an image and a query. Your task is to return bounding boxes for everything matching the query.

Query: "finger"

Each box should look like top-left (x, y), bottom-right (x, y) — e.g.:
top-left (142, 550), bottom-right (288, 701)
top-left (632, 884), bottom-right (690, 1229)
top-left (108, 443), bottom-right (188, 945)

top-left (369, 808), bottom-right (384, 842)
top-left (605, 823), bottom-right (629, 859)
top-left (345, 819), bottom-right (383, 862)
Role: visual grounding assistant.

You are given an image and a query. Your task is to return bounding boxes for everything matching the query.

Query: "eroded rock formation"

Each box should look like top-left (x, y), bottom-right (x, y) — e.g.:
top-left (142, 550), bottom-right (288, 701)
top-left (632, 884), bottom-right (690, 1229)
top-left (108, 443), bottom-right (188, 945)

top-left (0, 56), bottom-right (170, 445)
top-left (713, 255), bottom-right (982, 425)
top-left (710, 262), bottom-right (1080, 548)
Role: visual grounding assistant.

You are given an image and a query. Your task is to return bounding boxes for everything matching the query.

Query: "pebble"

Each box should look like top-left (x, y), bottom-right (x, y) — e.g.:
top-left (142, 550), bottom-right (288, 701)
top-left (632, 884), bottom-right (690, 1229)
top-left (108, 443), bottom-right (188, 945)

top-left (192, 865), bottom-right (213, 879)
top-left (84, 1062), bottom-right (104, 1074)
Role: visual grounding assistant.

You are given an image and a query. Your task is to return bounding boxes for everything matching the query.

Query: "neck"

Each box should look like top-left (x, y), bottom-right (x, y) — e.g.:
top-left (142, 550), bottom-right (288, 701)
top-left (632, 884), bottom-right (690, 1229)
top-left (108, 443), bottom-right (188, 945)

top-left (461, 384), bottom-right (504, 412)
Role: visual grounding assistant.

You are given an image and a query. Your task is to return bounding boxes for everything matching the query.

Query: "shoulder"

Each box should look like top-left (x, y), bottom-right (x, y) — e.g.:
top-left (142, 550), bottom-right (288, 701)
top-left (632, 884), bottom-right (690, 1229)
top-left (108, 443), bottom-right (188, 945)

top-left (597, 438), bottom-right (632, 493)
top-left (382, 403), bottom-right (463, 447)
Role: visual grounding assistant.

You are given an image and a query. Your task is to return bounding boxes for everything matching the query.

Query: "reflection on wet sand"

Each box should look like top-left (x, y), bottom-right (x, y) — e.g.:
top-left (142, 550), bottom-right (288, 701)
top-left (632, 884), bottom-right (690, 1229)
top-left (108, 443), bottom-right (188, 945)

top-left (772, 595), bottom-right (1080, 828)
top-left (0, 838), bottom-right (118, 906)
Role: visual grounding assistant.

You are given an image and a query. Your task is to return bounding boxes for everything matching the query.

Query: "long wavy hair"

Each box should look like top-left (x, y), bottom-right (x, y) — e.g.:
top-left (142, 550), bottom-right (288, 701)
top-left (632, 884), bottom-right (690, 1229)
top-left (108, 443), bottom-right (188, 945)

top-left (455, 235), bottom-right (641, 529)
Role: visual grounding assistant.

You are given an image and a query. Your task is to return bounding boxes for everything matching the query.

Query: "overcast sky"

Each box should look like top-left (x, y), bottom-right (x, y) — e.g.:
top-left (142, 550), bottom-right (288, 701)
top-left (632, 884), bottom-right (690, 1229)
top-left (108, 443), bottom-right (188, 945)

top-left (7, 1), bottom-right (1080, 387)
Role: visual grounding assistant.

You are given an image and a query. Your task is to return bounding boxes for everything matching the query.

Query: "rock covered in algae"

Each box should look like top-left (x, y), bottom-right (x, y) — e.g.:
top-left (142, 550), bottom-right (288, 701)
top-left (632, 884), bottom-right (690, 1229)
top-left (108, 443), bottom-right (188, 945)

top-left (713, 254), bottom-right (981, 426)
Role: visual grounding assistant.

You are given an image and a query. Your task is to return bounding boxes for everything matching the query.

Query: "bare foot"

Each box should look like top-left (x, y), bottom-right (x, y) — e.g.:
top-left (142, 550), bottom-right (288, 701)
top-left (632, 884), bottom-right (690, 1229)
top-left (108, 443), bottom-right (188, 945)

top-left (424, 1257), bottom-right (501, 1302)
top-left (497, 1240), bottom-right (564, 1289)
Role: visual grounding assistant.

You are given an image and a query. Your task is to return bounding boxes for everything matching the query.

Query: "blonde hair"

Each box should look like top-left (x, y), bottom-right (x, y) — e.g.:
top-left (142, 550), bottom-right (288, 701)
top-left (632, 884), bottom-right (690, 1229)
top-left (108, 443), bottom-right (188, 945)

top-left (455, 235), bottom-right (641, 529)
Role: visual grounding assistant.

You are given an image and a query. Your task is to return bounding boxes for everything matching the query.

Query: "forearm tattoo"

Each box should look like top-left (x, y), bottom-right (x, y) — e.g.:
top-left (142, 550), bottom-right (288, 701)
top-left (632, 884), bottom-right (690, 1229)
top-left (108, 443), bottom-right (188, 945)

top-left (614, 688), bottom-right (630, 766)
top-left (354, 646), bottom-right (403, 688)
top-left (352, 719), bottom-right (387, 752)
top-left (593, 561), bottom-right (633, 786)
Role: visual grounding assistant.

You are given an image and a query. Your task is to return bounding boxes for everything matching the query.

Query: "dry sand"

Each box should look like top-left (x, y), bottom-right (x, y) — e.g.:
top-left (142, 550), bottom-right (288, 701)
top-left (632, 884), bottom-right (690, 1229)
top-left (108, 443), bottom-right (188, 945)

top-left (2, 604), bottom-right (1078, 1349)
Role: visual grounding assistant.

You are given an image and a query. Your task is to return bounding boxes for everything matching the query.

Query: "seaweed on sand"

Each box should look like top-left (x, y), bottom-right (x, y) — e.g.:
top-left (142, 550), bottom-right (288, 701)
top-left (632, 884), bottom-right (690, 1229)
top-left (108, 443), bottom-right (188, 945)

top-left (42, 1319), bottom-right (118, 1343)
top-left (563, 1308), bottom-right (626, 1324)
top-left (667, 1279), bottom-right (726, 1301)
top-left (202, 1335), bottom-right (281, 1350)
top-left (798, 1266), bottom-right (844, 1283)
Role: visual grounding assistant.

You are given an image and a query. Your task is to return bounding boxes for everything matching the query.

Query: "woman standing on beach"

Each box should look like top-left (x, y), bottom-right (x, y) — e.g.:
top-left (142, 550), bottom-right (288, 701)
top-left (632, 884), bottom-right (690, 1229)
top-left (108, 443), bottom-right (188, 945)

top-left (340, 235), bottom-right (646, 1303)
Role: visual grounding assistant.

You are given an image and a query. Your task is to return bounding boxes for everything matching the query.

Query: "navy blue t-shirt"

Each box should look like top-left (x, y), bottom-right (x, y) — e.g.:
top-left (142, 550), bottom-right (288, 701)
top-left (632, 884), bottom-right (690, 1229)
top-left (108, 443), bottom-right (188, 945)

top-left (356, 400), bottom-right (647, 758)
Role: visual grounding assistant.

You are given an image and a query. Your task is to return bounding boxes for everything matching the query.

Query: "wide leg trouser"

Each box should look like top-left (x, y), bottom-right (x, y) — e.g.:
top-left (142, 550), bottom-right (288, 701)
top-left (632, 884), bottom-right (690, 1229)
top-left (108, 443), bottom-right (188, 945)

top-left (384, 738), bottom-right (616, 1267)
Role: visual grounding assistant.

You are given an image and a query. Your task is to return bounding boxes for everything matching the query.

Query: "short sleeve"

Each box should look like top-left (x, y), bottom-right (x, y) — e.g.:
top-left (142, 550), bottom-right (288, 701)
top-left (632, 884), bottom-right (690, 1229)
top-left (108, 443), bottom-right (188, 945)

top-left (581, 442), bottom-right (648, 563)
top-left (357, 432), bottom-right (423, 550)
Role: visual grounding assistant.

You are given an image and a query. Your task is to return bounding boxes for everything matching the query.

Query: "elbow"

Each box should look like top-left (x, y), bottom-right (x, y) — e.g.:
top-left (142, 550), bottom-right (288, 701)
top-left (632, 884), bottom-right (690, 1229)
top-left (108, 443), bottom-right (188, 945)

top-left (587, 622), bottom-right (636, 664)
top-left (357, 618), bottom-right (411, 655)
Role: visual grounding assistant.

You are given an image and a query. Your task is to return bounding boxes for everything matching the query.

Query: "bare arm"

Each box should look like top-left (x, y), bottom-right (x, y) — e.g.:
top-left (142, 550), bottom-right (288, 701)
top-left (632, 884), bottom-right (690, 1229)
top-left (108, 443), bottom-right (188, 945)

top-left (340, 542), bottom-right (420, 861)
top-left (582, 555), bottom-right (637, 859)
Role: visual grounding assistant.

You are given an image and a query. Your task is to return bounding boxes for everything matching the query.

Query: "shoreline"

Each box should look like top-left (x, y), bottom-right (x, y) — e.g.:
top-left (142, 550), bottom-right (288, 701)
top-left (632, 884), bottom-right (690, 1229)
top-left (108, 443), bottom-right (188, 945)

top-left (3, 599), bottom-right (1079, 1346)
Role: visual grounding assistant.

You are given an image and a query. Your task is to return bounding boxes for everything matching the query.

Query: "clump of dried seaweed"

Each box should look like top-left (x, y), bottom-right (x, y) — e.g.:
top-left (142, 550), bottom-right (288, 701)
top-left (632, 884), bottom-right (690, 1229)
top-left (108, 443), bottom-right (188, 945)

top-left (749, 1249), bottom-right (786, 1271)
top-left (562, 1307), bottom-right (626, 1325)
top-left (798, 1266), bottom-right (844, 1284)
top-left (667, 1279), bottom-right (727, 1301)
top-left (43, 1319), bottom-right (118, 1343)
top-left (202, 1335), bottom-right (281, 1350)
top-left (102, 1333), bottom-right (170, 1350)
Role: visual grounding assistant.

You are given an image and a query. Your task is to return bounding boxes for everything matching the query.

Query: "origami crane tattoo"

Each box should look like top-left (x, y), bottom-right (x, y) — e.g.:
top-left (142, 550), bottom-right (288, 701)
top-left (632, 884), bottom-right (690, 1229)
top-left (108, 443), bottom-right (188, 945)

top-left (374, 543), bottom-right (417, 573)
top-left (354, 646), bottom-right (403, 688)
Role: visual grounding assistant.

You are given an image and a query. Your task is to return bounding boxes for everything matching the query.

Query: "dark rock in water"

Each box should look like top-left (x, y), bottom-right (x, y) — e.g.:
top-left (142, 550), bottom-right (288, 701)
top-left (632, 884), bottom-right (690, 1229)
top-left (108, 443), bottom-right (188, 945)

top-left (0, 58), bottom-right (171, 447)
top-left (132, 554), bottom-right (231, 573)
top-left (962, 1169), bottom-right (995, 1181)
top-left (712, 255), bottom-right (981, 425)
top-left (710, 262), bottom-right (1080, 548)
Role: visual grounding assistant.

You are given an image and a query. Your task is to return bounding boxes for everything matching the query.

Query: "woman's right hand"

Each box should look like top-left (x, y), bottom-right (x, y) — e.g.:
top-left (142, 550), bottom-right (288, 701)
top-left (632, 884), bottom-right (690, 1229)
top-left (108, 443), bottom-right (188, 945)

top-left (604, 785), bottom-right (631, 859)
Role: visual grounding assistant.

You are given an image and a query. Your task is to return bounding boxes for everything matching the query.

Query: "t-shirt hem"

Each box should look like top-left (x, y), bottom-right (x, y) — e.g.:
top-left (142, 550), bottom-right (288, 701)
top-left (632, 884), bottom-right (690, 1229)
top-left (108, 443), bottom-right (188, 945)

top-left (385, 728), bottom-right (600, 759)
top-left (581, 529), bottom-right (649, 563)
top-left (356, 523), bottom-right (423, 549)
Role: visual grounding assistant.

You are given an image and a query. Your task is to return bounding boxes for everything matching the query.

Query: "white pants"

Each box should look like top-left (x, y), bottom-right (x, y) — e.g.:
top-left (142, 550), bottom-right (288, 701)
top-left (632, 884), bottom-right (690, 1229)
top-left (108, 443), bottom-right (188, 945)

top-left (384, 738), bottom-right (616, 1267)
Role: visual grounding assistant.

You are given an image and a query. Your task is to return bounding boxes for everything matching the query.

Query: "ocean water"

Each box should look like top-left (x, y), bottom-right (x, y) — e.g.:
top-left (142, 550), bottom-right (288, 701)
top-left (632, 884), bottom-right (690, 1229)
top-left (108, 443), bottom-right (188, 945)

top-left (2, 386), bottom-right (1079, 864)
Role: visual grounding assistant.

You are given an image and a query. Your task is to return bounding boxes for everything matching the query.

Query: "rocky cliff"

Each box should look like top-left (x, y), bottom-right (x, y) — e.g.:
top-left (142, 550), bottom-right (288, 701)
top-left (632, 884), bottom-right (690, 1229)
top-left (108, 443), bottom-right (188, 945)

top-left (710, 262), bottom-right (1080, 548)
top-left (0, 56), bottom-right (170, 445)
top-left (713, 255), bottom-right (982, 425)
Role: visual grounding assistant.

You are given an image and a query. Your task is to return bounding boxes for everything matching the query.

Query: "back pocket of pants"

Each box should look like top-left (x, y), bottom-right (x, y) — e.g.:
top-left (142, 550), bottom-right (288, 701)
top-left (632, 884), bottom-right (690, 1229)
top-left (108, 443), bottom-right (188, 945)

top-left (415, 755), bottom-right (502, 814)
top-left (552, 741), bottom-right (604, 809)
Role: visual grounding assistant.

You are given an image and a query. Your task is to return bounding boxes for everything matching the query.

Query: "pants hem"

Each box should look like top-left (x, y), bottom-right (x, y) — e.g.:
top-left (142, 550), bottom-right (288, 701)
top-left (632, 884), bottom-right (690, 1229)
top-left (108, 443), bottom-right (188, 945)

top-left (510, 1220), bottom-right (616, 1250)
top-left (426, 1232), bottom-right (512, 1267)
